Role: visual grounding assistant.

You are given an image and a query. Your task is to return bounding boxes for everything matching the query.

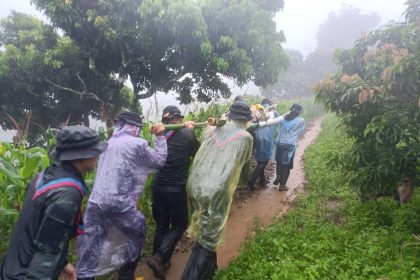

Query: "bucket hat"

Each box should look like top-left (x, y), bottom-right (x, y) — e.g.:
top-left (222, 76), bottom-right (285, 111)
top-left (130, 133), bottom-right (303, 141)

top-left (115, 111), bottom-right (143, 127)
top-left (227, 101), bottom-right (253, 121)
top-left (51, 126), bottom-right (107, 161)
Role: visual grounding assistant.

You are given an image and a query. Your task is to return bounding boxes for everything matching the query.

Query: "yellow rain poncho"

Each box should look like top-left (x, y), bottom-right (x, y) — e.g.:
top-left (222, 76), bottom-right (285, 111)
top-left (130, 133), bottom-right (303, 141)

top-left (186, 121), bottom-right (253, 252)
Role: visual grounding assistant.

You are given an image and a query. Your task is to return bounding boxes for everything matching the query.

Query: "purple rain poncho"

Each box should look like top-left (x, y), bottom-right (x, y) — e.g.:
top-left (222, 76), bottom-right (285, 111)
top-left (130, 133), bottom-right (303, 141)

top-left (76, 124), bottom-right (167, 277)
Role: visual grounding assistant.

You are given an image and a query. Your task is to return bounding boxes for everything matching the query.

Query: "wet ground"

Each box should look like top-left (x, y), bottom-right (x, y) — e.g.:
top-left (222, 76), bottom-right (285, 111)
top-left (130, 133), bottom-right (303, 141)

top-left (136, 117), bottom-right (323, 279)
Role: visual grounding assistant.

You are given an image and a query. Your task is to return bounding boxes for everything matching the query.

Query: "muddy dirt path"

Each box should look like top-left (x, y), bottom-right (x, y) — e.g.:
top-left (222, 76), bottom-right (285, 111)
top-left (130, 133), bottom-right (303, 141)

top-left (136, 117), bottom-right (323, 280)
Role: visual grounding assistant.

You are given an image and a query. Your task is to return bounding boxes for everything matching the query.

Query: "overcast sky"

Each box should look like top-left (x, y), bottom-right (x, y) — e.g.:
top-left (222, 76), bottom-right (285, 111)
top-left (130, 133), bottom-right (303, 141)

top-left (278, 0), bottom-right (406, 55)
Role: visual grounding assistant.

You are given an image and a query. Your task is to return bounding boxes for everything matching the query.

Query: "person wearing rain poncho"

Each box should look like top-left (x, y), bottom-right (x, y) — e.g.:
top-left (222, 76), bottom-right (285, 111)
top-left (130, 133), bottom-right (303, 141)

top-left (248, 98), bottom-right (279, 189)
top-left (274, 103), bottom-right (305, 191)
top-left (181, 101), bottom-right (254, 280)
top-left (1, 126), bottom-right (107, 280)
top-left (76, 111), bottom-right (167, 280)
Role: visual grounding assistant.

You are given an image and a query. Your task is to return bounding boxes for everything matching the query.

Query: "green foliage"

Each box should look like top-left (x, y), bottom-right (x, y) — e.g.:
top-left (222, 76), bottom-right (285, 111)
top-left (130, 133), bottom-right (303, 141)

top-left (314, 1), bottom-right (420, 197)
top-left (0, 142), bottom-right (49, 256)
top-left (215, 116), bottom-right (420, 280)
top-left (30, 0), bottom-right (288, 106)
top-left (0, 12), bottom-right (133, 143)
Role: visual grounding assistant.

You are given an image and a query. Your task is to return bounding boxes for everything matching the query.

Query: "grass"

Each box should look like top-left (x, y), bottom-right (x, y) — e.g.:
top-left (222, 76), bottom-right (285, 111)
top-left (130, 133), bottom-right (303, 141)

top-left (214, 115), bottom-right (420, 280)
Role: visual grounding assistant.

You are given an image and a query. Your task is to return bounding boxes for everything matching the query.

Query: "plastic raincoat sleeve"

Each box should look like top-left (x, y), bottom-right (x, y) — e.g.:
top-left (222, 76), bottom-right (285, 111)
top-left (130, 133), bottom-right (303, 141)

top-left (27, 189), bottom-right (81, 280)
top-left (277, 117), bottom-right (305, 146)
top-left (140, 135), bottom-right (167, 169)
top-left (186, 123), bottom-right (253, 252)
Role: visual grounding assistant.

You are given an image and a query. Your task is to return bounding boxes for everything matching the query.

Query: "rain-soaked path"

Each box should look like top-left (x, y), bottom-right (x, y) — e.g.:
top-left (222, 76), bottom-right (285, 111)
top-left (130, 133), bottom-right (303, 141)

top-left (135, 117), bottom-right (324, 280)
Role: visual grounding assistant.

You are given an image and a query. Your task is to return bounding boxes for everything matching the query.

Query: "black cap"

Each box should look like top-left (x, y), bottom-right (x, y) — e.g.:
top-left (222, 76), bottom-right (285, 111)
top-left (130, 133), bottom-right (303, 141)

top-left (51, 126), bottom-right (107, 161)
top-left (261, 98), bottom-right (272, 106)
top-left (227, 101), bottom-right (253, 121)
top-left (290, 103), bottom-right (304, 113)
top-left (162, 106), bottom-right (184, 120)
top-left (115, 111), bottom-right (143, 127)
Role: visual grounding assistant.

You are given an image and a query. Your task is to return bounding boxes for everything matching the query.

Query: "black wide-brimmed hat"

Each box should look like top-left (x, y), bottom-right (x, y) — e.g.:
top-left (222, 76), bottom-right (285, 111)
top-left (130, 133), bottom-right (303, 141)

top-left (162, 106), bottom-right (184, 120)
top-left (115, 111), bottom-right (143, 127)
top-left (290, 103), bottom-right (304, 113)
top-left (51, 126), bottom-right (107, 161)
top-left (227, 101), bottom-right (253, 121)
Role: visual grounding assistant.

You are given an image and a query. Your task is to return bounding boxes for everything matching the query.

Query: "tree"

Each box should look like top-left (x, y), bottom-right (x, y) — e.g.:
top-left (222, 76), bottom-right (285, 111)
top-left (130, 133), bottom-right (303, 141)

top-left (262, 48), bottom-right (339, 99)
top-left (262, 6), bottom-right (381, 99)
top-left (314, 0), bottom-right (420, 198)
top-left (31, 0), bottom-right (288, 107)
top-left (316, 5), bottom-right (381, 52)
top-left (0, 12), bottom-right (133, 143)
top-left (262, 49), bottom-right (305, 98)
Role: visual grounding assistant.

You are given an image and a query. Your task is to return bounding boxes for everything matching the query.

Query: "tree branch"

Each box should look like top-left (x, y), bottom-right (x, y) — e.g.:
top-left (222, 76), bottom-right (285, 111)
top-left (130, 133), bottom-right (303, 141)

top-left (76, 72), bottom-right (88, 92)
top-left (45, 78), bottom-right (102, 102)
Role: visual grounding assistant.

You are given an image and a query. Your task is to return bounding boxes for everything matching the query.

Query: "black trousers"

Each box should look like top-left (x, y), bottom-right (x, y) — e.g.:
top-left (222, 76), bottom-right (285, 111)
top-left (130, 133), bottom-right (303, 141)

top-left (249, 161), bottom-right (269, 187)
top-left (275, 144), bottom-right (295, 186)
top-left (152, 185), bottom-right (189, 264)
top-left (276, 164), bottom-right (291, 186)
top-left (181, 243), bottom-right (217, 280)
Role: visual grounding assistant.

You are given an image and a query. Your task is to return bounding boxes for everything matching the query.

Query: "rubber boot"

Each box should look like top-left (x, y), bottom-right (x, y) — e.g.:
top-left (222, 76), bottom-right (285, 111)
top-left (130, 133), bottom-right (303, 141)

top-left (280, 166), bottom-right (290, 186)
top-left (273, 163), bottom-right (282, 185)
top-left (181, 243), bottom-right (217, 280)
top-left (249, 163), bottom-right (266, 189)
top-left (118, 256), bottom-right (141, 280)
top-left (147, 255), bottom-right (166, 280)
top-left (278, 165), bottom-right (290, 191)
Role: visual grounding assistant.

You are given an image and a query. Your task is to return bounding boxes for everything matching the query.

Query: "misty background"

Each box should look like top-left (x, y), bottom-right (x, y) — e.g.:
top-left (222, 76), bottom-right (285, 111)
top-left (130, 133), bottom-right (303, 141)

top-left (0, 0), bottom-right (407, 140)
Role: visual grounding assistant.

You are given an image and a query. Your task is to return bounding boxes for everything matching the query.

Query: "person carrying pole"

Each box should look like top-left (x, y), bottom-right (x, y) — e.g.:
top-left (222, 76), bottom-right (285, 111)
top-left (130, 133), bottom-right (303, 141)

top-left (181, 101), bottom-right (254, 280)
top-left (147, 106), bottom-right (200, 280)
top-left (248, 98), bottom-right (279, 189)
top-left (76, 111), bottom-right (167, 280)
top-left (1, 126), bottom-right (107, 280)
top-left (274, 103), bottom-right (305, 191)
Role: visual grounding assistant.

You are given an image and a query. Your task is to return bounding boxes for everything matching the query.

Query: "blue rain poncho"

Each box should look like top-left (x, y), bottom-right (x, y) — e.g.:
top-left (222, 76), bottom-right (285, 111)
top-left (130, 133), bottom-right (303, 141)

top-left (186, 121), bottom-right (253, 252)
top-left (76, 124), bottom-right (167, 277)
top-left (254, 111), bottom-right (278, 162)
top-left (276, 117), bottom-right (305, 164)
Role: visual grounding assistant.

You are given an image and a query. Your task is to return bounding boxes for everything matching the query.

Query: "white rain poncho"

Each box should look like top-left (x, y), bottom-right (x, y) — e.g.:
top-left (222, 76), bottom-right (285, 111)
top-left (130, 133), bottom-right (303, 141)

top-left (76, 123), bottom-right (167, 277)
top-left (186, 121), bottom-right (253, 252)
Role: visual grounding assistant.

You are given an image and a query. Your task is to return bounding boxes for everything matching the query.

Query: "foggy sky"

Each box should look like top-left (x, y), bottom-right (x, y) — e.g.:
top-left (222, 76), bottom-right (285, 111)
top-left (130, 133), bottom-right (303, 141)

top-left (278, 0), bottom-right (406, 55)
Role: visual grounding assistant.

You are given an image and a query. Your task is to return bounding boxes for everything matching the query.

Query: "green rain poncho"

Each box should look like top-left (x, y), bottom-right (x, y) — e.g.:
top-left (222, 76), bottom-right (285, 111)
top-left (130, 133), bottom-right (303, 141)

top-left (186, 121), bottom-right (253, 252)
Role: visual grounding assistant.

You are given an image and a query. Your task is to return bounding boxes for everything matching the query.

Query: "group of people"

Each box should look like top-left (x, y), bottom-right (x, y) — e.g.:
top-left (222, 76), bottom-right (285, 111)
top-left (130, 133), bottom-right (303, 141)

top-left (0, 99), bottom-right (304, 280)
top-left (249, 100), bottom-right (305, 192)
